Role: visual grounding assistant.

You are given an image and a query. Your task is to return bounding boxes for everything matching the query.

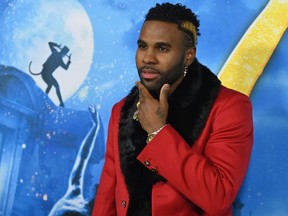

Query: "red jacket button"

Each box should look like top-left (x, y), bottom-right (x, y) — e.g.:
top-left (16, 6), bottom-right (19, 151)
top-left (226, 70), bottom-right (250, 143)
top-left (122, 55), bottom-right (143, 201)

top-left (151, 167), bottom-right (158, 173)
top-left (144, 160), bottom-right (150, 166)
top-left (121, 200), bottom-right (126, 208)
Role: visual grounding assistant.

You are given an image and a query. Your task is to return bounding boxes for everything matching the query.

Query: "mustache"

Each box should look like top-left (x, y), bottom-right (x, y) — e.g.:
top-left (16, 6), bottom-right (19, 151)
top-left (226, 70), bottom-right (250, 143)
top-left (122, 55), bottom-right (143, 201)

top-left (138, 65), bottom-right (160, 73)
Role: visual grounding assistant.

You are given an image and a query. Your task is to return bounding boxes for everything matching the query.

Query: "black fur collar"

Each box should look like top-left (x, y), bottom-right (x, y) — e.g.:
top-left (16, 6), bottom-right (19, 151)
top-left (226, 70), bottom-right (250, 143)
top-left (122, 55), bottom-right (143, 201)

top-left (118, 59), bottom-right (221, 215)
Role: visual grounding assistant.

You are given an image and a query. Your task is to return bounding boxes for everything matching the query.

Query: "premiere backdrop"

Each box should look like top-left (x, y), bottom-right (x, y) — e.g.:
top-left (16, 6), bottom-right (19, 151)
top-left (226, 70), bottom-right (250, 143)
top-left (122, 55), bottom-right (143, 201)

top-left (0, 0), bottom-right (287, 215)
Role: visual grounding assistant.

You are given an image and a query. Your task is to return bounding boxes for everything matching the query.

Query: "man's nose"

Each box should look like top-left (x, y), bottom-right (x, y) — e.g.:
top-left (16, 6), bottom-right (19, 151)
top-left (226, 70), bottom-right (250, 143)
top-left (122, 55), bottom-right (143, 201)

top-left (142, 49), bottom-right (157, 64)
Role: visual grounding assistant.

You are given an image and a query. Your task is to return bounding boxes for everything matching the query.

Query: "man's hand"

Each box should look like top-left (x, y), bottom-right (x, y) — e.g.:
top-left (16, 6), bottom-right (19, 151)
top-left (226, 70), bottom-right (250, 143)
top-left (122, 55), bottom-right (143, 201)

top-left (135, 81), bottom-right (170, 133)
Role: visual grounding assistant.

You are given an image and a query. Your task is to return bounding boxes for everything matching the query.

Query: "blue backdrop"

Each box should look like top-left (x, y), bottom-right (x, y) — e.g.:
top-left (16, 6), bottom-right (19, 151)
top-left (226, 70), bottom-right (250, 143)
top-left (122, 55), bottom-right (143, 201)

top-left (0, 0), bottom-right (287, 215)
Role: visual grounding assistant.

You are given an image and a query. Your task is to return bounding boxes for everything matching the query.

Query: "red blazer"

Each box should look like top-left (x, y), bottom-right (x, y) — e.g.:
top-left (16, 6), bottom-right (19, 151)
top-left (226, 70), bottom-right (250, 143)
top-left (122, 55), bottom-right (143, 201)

top-left (92, 86), bottom-right (253, 216)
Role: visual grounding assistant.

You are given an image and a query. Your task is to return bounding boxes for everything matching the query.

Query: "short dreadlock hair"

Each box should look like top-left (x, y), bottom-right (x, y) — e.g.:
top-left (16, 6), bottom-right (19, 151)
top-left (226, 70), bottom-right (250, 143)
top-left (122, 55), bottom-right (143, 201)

top-left (145, 3), bottom-right (200, 47)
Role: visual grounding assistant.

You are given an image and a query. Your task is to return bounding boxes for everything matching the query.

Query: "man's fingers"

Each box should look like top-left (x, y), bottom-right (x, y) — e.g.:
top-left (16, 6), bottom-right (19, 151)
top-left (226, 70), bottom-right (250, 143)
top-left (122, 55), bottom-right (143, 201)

top-left (160, 84), bottom-right (170, 107)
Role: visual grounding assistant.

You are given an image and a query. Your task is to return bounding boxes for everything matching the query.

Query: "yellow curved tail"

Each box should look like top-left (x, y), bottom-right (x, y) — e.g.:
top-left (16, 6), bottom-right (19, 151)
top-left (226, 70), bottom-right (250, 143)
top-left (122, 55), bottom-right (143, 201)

top-left (218, 0), bottom-right (288, 96)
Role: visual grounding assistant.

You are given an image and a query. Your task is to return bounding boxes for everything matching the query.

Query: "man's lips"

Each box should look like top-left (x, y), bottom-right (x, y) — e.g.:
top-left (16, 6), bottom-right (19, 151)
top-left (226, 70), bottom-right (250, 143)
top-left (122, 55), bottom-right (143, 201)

top-left (140, 68), bottom-right (160, 80)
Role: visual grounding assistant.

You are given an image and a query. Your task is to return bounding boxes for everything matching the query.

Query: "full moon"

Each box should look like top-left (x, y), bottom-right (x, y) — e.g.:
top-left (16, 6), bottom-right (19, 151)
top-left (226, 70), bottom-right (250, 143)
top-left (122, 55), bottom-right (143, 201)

top-left (0, 0), bottom-right (94, 105)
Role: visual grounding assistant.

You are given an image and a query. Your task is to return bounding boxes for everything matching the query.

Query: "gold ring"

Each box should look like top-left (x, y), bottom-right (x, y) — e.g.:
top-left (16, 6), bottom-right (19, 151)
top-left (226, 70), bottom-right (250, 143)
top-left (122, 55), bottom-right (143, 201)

top-left (136, 101), bottom-right (140, 108)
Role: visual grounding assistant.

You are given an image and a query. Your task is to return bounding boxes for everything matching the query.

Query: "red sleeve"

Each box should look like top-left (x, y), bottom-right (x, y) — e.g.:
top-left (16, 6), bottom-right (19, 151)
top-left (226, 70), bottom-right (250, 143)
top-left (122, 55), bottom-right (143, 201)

top-left (92, 105), bottom-right (118, 216)
top-left (137, 91), bottom-right (253, 215)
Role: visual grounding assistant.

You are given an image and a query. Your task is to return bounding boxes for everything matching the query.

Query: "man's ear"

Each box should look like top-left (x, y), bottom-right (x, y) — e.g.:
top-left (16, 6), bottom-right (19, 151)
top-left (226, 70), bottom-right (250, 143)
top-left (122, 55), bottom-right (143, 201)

top-left (185, 46), bottom-right (196, 66)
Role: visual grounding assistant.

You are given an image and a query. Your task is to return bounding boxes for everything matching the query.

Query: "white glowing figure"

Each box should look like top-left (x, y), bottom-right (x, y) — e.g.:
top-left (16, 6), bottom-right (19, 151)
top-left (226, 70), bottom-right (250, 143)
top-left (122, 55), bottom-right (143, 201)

top-left (48, 105), bottom-right (100, 216)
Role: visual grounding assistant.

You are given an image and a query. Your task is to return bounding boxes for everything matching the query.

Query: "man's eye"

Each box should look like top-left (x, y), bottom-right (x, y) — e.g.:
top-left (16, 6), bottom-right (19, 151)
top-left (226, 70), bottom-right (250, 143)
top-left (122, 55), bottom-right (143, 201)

top-left (158, 46), bottom-right (168, 52)
top-left (138, 44), bottom-right (147, 49)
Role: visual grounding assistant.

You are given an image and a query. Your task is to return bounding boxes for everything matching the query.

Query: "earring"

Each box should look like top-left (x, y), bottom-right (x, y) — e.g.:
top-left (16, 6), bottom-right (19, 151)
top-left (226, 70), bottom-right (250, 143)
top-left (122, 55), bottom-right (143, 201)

top-left (184, 65), bottom-right (188, 77)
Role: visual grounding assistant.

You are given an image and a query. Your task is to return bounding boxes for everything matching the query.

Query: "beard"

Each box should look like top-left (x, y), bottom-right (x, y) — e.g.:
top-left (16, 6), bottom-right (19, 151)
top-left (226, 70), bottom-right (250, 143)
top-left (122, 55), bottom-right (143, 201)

top-left (137, 63), bottom-right (184, 96)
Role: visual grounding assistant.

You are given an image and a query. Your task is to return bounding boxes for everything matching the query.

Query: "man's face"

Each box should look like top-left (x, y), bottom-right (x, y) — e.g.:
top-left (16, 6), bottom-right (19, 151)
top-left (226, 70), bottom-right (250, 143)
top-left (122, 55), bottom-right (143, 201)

top-left (136, 20), bottom-right (193, 94)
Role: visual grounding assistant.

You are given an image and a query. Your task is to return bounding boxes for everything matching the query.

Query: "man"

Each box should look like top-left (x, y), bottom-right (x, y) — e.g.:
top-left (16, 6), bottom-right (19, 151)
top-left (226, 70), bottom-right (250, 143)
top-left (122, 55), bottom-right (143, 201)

top-left (29, 42), bottom-right (72, 107)
top-left (92, 3), bottom-right (253, 216)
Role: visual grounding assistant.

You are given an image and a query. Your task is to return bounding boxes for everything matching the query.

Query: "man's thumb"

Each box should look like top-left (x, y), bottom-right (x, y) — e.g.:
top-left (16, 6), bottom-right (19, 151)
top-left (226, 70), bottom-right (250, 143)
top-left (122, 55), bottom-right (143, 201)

top-left (160, 84), bottom-right (170, 106)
